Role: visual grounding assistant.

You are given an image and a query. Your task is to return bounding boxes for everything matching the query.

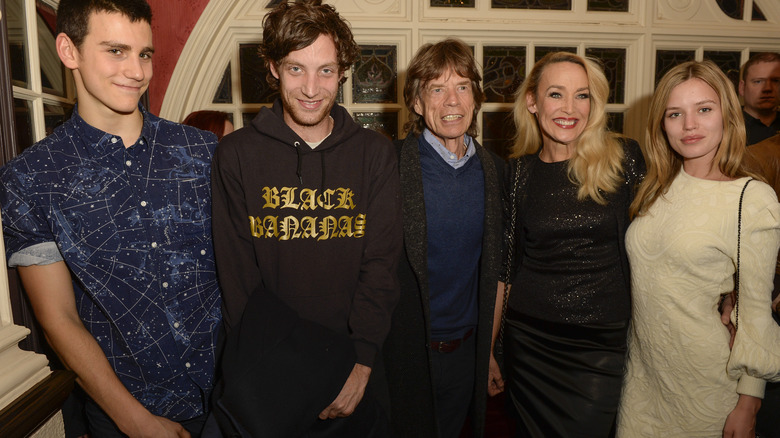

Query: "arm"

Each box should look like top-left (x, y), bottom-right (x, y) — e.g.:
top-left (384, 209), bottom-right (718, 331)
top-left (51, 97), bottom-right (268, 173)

top-left (723, 394), bottom-right (761, 438)
top-left (488, 281), bottom-right (507, 396)
top-left (726, 183), bottom-right (780, 422)
top-left (727, 183), bottom-right (780, 384)
top-left (322, 137), bottom-right (402, 418)
top-left (18, 262), bottom-right (188, 438)
top-left (210, 144), bottom-right (263, 334)
top-left (347, 139), bottom-right (402, 367)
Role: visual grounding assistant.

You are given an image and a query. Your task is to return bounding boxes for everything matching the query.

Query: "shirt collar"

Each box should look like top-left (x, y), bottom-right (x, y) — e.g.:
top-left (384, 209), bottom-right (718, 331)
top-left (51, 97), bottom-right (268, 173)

top-left (422, 128), bottom-right (475, 168)
top-left (69, 103), bottom-right (152, 155)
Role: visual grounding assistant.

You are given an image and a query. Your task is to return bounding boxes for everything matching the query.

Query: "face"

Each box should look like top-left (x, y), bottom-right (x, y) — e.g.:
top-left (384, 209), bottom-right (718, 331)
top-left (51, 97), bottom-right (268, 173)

top-left (270, 34), bottom-right (342, 139)
top-left (413, 69), bottom-right (475, 148)
top-left (527, 61), bottom-right (590, 149)
top-left (59, 12), bottom-right (153, 120)
top-left (663, 78), bottom-right (724, 173)
top-left (740, 61), bottom-right (780, 115)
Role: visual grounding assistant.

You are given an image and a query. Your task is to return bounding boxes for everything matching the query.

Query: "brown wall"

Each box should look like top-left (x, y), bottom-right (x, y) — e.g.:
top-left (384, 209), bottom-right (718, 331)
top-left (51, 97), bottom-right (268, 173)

top-left (147, 0), bottom-right (210, 116)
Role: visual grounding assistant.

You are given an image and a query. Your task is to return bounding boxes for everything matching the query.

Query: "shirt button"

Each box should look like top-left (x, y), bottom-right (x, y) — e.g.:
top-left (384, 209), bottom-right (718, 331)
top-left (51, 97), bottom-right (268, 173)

top-left (185, 362), bottom-right (191, 368)
top-left (162, 282), bottom-right (169, 288)
top-left (111, 137), bottom-right (118, 144)
top-left (125, 160), bottom-right (132, 167)
top-left (200, 249), bottom-right (206, 255)
top-left (151, 242), bottom-right (158, 248)
top-left (174, 322), bottom-right (180, 328)
top-left (140, 201), bottom-right (147, 207)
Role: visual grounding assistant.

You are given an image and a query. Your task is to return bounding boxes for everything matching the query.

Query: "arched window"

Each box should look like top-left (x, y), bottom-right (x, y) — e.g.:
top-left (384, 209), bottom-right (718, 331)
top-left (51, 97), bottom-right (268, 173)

top-left (162, 0), bottom-right (780, 159)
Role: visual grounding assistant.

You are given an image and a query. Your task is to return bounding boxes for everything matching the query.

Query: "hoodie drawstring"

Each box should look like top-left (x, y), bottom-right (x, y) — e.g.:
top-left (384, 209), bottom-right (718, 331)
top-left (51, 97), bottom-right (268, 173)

top-left (294, 141), bottom-right (303, 184)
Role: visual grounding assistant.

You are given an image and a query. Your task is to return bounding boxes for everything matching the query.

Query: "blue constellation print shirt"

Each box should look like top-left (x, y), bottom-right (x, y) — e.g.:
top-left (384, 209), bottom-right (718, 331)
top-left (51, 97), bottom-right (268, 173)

top-left (0, 104), bottom-right (222, 421)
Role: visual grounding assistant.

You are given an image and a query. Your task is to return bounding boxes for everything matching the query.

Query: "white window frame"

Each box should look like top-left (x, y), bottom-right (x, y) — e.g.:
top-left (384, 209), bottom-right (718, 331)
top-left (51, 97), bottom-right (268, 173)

top-left (162, 0), bottom-right (780, 144)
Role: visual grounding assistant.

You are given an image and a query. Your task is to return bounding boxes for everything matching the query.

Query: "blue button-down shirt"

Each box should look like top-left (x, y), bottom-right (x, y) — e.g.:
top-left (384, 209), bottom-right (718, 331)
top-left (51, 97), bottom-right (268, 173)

top-left (0, 105), bottom-right (221, 420)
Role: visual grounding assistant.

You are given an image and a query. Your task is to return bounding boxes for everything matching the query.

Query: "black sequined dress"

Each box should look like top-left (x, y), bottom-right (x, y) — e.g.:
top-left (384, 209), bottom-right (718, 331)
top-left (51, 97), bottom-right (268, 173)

top-left (503, 139), bottom-right (645, 438)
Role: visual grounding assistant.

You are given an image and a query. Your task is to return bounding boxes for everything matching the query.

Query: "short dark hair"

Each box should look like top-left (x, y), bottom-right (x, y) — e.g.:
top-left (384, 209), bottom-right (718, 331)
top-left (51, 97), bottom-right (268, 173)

top-left (741, 52), bottom-right (780, 81)
top-left (56, 0), bottom-right (153, 48)
top-left (403, 38), bottom-right (485, 137)
top-left (259, 0), bottom-right (360, 90)
top-left (182, 111), bottom-right (232, 140)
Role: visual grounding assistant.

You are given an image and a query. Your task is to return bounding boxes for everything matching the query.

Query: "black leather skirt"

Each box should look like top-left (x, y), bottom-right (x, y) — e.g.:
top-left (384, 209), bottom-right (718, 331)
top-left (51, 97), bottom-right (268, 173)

top-left (503, 311), bottom-right (628, 438)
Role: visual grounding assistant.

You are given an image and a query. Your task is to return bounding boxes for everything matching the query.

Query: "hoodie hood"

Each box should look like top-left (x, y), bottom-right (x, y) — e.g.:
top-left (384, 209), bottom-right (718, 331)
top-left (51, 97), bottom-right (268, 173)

top-left (251, 98), bottom-right (361, 153)
top-left (250, 99), bottom-right (362, 186)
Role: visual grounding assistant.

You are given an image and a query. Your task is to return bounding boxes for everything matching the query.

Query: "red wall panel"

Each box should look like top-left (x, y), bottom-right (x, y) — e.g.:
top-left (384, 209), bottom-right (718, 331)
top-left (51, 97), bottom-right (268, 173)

top-left (147, 0), bottom-right (210, 116)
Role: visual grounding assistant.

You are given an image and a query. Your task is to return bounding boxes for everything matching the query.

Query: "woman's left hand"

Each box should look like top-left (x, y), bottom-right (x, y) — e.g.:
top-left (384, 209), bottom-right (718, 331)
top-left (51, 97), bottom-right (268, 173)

top-left (723, 394), bottom-right (761, 438)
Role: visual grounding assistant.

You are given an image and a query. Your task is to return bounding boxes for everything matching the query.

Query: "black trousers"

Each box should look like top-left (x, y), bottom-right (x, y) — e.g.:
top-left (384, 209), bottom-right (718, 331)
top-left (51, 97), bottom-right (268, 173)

top-left (431, 333), bottom-right (476, 438)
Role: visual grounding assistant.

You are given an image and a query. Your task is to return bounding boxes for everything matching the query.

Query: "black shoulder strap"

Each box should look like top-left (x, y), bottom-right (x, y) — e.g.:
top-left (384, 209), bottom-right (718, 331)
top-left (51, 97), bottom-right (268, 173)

top-left (502, 156), bottom-right (534, 285)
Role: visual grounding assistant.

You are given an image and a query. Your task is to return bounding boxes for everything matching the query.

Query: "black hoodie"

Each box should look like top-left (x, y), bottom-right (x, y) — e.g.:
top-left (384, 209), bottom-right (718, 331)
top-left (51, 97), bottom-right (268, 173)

top-left (212, 99), bottom-right (402, 367)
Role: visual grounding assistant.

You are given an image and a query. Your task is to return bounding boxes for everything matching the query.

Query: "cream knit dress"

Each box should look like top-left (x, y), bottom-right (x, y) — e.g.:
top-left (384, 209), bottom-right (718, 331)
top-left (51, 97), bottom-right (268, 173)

top-left (618, 170), bottom-right (780, 437)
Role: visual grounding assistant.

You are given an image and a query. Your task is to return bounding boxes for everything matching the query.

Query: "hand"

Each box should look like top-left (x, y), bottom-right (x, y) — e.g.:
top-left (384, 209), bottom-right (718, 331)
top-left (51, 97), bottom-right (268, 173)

top-left (720, 292), bottom-right (736, 349)
top-left (487, 353), bottom-right (504, 396)
top-left (723, 394), bottom-right (760, 438)
top-left (126, 414), bottom-right (190, 438)
top-left (318, 363), bottom-right (371, 419)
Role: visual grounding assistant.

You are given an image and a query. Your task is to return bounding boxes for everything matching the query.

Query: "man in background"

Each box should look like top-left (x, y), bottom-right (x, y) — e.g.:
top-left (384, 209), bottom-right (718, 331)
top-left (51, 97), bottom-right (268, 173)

top-left (739, 52), bottom-right (780, 145)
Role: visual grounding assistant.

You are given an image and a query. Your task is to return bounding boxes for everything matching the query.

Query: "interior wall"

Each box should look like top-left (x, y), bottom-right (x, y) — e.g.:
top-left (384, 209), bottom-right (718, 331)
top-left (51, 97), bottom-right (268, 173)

top-left (147, 0), bottom-right (209, 116)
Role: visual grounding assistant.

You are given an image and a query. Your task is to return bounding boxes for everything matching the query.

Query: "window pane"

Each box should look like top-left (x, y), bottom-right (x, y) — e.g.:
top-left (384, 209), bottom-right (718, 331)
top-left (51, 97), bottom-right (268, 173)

top-left (13, 99), bottom-right (34, 155)
top-left (353, 112), bottom-right (398, 140)
top-left (752, 3), bottom-right (767, 21)
top-left (607, 112), bottom-right (624, 134)
top-left (703, 51), bottom-right (742, 91)
top-left (483, 46), bottom-right (526, 103)
top-left (213, 65), bottom-right (233, 104)
top-left (8, 0), bottom-right (31, 88)
top-left (587, 0), bottom-right (629, 12)
top-left (482, 111), bottom-right (513, 161)
top-left (353, 46), bottom-right (397, 104)
top-left (37, 1), bottom-right (66, 96)
top-left (492, 0), bottom-right (572, 10)
top-left (239, 43), bottom-right (277, 104)
top-left (655, 50), bottom-right (695, 85)
top-left (44, 103), bottom-right (73, 137)
top-left (242, 111), bottom-right (259, 128)
top-left (716, 0), bottom-right (742, 20)
top-left (535, 46), bottom-right (577, 63)
top-left (431, 0), bottom-right (475, 7)
top-left (585, 47), bottom-right (626, 104)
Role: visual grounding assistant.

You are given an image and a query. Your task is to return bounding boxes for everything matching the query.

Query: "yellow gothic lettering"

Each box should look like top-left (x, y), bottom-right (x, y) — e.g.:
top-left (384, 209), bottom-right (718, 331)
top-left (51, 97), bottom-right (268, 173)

top-left (279, 187), bottom-right (300, 209)
top-left (300, 216), bottom-right (318, 238)
top-left (317, 189), bottom-right (336, 210)
top-left (335, 188), bottom-right (356, 210)
top-left (261, 187), bottom-right (280, 209)
top-left (318, 215), bottom-right (338, 240)
top-left (299, 189), bottom-right (318, 210)
top-left (354, 214), bottom-right (366, 238)
top-left (337, 216), bottom-right (354, 237)
top-left (249, 216), bottom-right (264, 238)
top-left (262, 216), bottom-right (279, 238)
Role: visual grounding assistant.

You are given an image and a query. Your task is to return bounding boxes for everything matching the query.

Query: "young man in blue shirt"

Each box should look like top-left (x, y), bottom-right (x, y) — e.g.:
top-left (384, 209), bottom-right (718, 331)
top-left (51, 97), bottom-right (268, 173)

top-left (0, 1), bottom-right (220, 436)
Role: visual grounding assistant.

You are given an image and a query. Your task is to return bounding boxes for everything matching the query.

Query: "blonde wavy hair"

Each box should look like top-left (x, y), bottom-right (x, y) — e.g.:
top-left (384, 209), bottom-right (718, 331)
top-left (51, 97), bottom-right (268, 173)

top-left (511, 52), bottom-right (625, 205)
top-left (629, 60), bottom-right (755, 218)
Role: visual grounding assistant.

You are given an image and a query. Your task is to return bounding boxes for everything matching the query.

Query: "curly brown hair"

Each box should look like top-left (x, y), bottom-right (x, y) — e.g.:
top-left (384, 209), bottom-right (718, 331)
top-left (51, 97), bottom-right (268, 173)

top-left (259, 0), bottom-right (360, 89)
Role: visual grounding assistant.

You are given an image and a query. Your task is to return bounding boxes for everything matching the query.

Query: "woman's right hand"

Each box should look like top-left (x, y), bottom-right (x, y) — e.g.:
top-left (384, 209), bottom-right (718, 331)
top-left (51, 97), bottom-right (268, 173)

top-left (488, 353), bottom-right (504, 396)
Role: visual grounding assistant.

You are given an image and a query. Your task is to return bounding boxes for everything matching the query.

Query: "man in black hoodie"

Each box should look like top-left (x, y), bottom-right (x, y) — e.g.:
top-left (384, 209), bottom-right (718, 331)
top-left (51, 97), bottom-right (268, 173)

top-left (210, 1), bottom-right (401, 436)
